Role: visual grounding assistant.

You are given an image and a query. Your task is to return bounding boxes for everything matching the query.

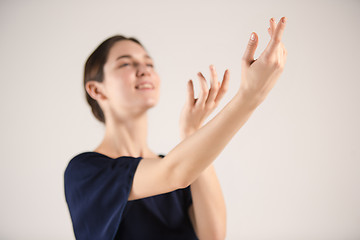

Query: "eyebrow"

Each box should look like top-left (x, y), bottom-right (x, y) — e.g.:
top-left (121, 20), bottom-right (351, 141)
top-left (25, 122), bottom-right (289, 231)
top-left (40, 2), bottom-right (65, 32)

top-left (115, 54), bottom-right (152, 61)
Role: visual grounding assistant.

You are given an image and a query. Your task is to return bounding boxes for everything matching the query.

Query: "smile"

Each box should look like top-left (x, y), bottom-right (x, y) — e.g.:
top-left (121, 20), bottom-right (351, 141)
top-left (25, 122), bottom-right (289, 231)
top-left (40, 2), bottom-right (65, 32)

top-left (135, 82), bottom-right (154, 90)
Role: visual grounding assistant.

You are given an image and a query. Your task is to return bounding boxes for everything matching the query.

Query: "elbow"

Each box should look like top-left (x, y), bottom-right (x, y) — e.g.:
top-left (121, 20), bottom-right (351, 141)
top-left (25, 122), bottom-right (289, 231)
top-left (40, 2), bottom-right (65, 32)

top-left (168, 160), bottom-right (195, 190)
top-left (177, 173), bottom-right (193, 189)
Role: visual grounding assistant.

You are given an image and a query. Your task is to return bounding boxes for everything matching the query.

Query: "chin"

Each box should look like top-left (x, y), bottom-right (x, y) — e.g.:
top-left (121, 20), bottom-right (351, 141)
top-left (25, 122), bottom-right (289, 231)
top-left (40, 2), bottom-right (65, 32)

top-left (140, 97), bottom-right (158, 109)
top-left (146, 100), bottom-right (158, 109)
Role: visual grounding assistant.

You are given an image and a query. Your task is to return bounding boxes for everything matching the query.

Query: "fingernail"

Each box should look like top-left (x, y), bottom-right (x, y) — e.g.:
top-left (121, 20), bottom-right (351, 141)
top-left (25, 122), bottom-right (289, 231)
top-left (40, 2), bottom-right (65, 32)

top-left (282, 17), bottom-right (286, 23)
top-left (250, 33), bottom-right (255, 40)
top-left (270, 18), bottom-right (274, 22)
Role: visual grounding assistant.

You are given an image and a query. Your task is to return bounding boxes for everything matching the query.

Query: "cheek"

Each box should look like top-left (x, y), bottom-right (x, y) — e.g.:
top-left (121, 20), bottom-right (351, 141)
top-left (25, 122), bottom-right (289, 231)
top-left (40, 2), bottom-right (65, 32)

top-left (111, 71), bottom-right (134, 88)
top-left (156, 78), bottom-right (161, 99)
top-left (115, 70), bottom-right (132, 80)
top-left (153, 73), bottom-right (161, 85)
top-left (105, 77), bottom-right (133, 101)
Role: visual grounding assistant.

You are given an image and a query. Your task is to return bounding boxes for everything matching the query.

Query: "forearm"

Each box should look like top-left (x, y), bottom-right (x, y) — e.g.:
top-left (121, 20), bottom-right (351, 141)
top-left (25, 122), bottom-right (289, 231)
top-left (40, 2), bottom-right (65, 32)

top-left (190, 164), bottom-right (226, 240)
top-left (166, 90), bottom-right (258, 186)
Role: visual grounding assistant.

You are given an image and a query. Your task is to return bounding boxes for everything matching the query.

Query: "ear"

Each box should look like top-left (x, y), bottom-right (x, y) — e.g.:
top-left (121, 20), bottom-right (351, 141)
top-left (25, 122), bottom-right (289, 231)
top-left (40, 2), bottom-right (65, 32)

top-left (85, 81), bottom-right (106, 101)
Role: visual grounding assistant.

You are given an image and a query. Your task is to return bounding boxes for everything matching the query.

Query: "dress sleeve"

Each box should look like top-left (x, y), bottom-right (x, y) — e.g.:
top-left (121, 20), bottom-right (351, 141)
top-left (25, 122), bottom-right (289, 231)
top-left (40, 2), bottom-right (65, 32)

top-left (64, 153), bottom-right (141, 240)
top-left (184, 185), bottom-right (193, 207)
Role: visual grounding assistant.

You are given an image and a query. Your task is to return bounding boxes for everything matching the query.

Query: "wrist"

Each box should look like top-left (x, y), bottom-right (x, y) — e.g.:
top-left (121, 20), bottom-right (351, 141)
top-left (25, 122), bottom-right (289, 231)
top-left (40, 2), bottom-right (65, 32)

top-left (235, 88), bottom-right (263, 110)
top-left (180, 129), bottom-right (197, 140)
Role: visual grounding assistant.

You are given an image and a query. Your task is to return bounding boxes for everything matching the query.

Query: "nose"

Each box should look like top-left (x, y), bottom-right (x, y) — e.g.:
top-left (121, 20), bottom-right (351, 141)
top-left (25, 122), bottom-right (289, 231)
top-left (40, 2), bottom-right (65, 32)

top-left (136, 63), bottom-right (151, 77)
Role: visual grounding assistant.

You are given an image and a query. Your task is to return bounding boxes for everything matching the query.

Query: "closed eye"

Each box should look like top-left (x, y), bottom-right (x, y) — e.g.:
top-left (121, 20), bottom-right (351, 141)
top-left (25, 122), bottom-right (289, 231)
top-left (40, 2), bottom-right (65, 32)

top-left (118, 63), bottom-right (154, 68)
top-left (119, 63), bottom-right (130, 68)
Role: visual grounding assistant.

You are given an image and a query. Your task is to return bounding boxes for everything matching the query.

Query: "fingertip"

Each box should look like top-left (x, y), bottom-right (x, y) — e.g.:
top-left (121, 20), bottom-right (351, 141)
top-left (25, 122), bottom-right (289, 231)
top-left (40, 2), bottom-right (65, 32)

top-left (250, 32), bottom-right (256, 41)
top-left (187, 80), bottom-right (194, 94)
top-left (254, 32), bottom-right (259, 42)
top-left (282, 16), bottom-right (287, 24)
top-left (224, 69), bottom-right (230, 79)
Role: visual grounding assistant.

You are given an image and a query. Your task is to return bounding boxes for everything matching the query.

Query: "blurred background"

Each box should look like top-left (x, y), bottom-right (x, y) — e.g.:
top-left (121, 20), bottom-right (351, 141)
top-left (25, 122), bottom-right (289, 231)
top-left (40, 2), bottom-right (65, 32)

top-left (1, 0), bottom-right (359, 239)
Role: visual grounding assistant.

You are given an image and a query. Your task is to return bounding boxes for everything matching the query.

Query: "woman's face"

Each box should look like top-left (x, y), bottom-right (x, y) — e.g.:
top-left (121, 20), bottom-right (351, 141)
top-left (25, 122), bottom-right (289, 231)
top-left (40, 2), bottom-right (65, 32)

top-left (102, 40), bottom-right (161, 117)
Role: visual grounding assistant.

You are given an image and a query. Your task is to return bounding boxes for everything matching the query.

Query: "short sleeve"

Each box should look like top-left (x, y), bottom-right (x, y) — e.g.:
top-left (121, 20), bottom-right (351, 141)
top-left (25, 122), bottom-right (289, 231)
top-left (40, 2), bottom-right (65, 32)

top-left (184, 185), bottom-right (193, 207)
top-left (64, 152), bottom-right (141, 240)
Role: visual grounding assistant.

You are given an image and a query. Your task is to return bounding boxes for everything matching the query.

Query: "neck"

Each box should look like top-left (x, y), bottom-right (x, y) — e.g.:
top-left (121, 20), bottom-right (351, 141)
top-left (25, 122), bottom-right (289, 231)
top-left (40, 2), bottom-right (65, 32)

top-left (95, 112), bottom-right (157, 159)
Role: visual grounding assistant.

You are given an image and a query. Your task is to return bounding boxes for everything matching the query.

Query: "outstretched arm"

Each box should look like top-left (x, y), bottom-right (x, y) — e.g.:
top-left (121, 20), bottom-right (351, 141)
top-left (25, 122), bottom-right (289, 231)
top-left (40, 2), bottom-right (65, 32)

top-left (181, 17), bottom-right (287, 240)
top-left (128, 16), bottom-right (288, 219)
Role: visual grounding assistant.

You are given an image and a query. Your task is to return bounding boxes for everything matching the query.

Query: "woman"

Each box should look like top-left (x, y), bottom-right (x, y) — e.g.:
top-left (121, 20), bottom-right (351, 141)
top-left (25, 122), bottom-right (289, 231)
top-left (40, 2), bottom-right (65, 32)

top-left (64, 16), bottom-right (287, 240)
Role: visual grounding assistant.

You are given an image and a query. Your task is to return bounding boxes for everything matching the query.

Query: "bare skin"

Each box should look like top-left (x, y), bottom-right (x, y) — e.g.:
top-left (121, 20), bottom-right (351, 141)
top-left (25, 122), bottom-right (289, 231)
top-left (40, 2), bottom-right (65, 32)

top-left (179, 17), bottom-right (287, 240)
top-left (86, 16), bottom-right (287, 240)
top-left (86, 40), bottom-right (162, 160)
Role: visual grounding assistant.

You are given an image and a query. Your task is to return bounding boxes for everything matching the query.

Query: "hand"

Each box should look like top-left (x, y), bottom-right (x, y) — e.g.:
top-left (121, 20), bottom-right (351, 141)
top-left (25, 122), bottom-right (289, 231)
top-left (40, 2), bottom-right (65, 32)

top-left (239, 16), bottom-right (288, 106)
top-left (179, 65), bottom-right (230, 140)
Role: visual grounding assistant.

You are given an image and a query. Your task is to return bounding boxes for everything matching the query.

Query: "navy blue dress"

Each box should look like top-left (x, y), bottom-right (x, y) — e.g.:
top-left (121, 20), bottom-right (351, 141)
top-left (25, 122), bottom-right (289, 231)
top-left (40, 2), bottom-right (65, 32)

top-left (64, 151), bottom-right (198, 240)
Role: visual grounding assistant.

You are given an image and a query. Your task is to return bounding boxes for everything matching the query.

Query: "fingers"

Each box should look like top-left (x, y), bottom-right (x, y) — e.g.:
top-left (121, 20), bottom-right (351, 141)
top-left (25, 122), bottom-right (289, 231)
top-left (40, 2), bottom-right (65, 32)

top-left (241, 32), bottom-right (258, 67)
top-left (186, 79), bottom-right (195, 106)
top-left (214, 69), bottom-right (230, 103)
top-left (193, 66), bottom-right (229, 109)
top-left (206, 65), bottom-right (219, 103)
top-left (273, 17), bottom-right (286, 43)
top-left (265, 16), bottom-right (287, 55)
top-left (268, 18), bottom-right (287, 58)
top-left (268, 17), bottom-right (276, 37)
top-left (195, 72), bottom-right (209, 108)
top-left (209, 65), bottom-right (218, 89)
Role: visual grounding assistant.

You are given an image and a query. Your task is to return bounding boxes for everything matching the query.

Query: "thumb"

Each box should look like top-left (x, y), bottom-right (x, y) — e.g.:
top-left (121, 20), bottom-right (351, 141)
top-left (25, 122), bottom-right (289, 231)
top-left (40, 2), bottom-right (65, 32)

top-left (242, 32), bottom-right (258, 67)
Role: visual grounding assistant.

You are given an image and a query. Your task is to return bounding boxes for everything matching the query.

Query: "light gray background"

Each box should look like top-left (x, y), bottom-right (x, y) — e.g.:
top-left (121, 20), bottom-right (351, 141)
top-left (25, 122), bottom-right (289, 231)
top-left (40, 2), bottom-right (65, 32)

top-left (1, 0), bottom-right (359, 239)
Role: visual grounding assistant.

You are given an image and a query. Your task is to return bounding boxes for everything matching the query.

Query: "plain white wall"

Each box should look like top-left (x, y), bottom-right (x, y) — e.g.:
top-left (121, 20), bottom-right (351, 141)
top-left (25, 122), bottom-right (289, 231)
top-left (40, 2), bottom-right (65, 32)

top-left (1, 0), bottom-right (359, 239)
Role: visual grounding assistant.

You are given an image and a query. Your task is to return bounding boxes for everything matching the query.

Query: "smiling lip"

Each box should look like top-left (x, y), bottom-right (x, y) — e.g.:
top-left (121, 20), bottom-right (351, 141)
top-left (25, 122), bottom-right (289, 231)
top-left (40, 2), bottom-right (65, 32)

top-left (136, 88), bottom-right (153, 91)
top-left (135, 81), bottom-right (154, 90)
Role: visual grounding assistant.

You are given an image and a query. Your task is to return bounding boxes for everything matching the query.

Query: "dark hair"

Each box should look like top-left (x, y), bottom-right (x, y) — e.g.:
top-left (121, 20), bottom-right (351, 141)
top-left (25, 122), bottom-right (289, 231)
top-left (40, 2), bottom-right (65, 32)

top-left (83, 35), bottom-right (144, 123)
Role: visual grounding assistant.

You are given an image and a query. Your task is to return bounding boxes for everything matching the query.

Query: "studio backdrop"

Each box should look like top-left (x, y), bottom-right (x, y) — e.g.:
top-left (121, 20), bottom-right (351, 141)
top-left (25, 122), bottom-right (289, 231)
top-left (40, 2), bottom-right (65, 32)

top-left (0, 0), bottom-right (359, 239)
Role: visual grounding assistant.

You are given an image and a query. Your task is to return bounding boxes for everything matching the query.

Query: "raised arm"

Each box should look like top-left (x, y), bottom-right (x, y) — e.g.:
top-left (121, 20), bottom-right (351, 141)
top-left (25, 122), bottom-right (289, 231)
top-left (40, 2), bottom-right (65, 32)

top-left (128, 16), bottom-right (288, 201)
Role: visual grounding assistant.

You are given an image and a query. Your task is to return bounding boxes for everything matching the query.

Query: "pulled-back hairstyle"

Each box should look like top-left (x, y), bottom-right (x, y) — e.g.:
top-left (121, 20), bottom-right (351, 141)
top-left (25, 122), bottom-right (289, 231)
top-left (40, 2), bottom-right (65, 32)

top-left (83, 35), bottom-right (144, 123)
